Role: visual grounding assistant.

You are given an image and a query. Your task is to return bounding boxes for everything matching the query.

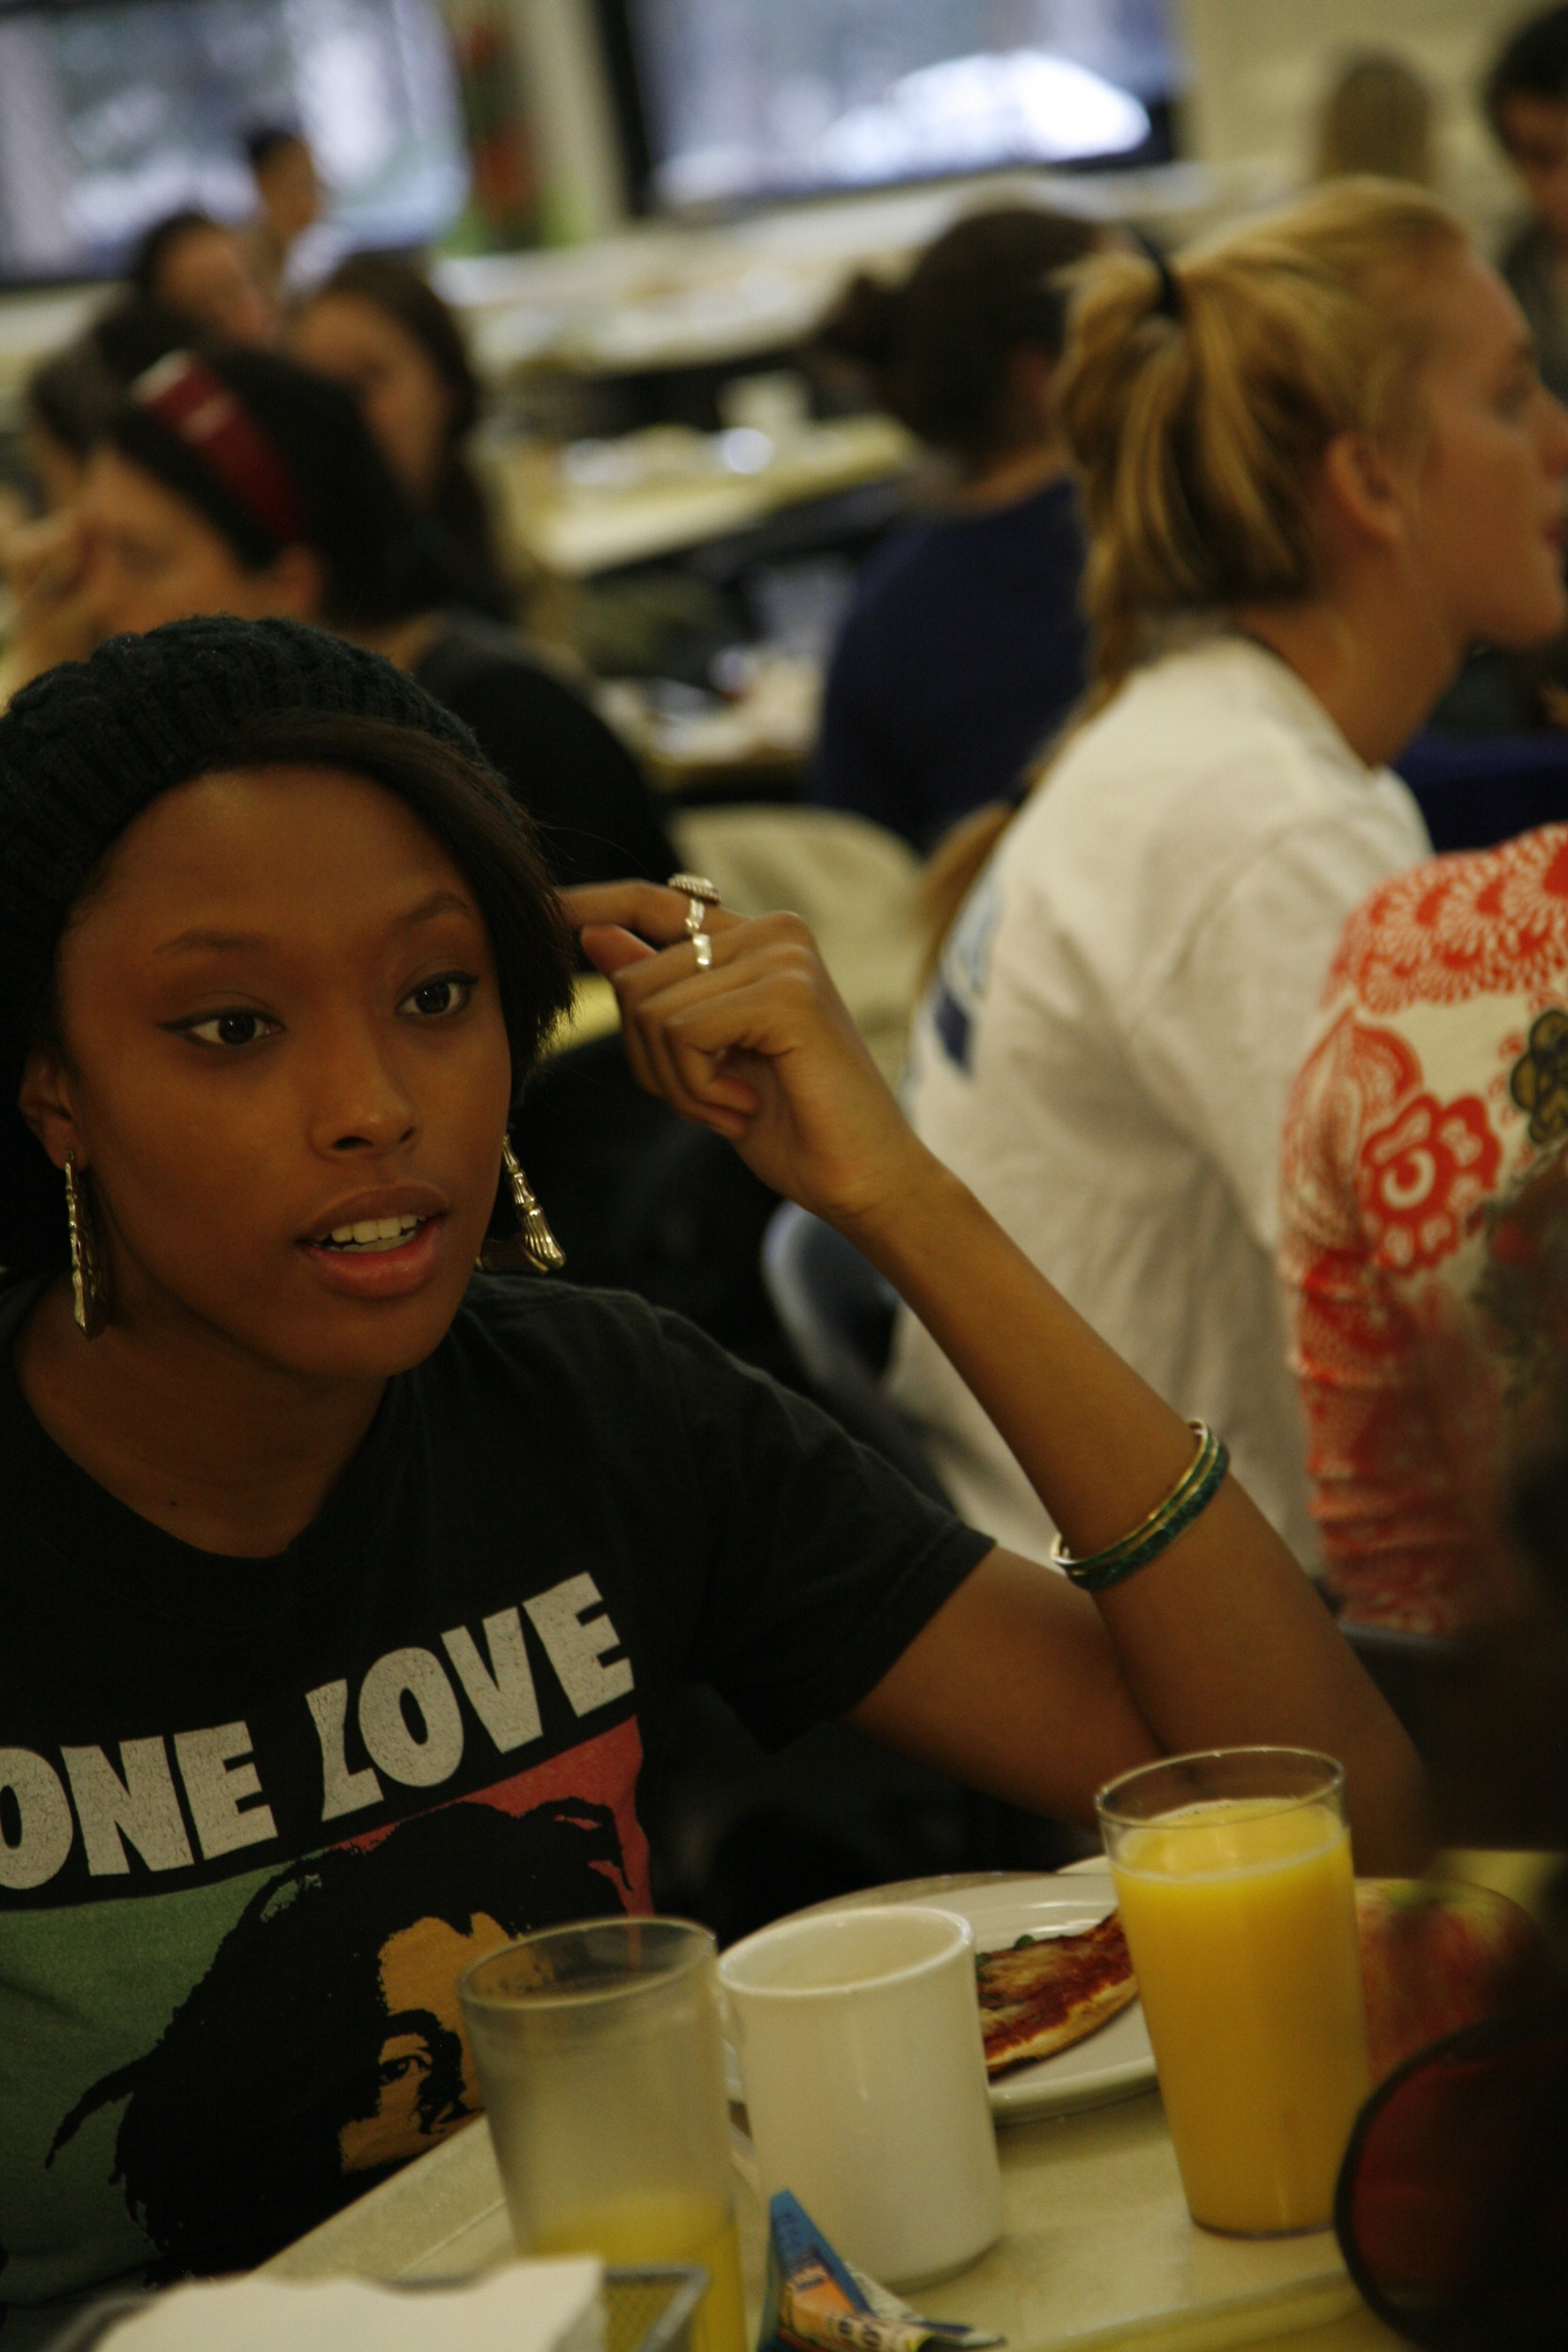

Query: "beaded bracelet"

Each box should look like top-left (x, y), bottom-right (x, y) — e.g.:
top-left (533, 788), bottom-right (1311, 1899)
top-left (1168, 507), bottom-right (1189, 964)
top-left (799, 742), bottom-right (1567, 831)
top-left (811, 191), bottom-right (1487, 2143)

top-left (1049, 1420), bottom-right (1231, 1592)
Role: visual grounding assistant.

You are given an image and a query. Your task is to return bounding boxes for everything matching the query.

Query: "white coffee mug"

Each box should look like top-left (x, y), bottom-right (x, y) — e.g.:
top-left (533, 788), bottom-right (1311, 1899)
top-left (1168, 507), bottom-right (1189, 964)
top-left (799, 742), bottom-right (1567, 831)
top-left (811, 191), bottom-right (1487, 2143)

top-left (718, 1905), bottom-right (1003, 2289)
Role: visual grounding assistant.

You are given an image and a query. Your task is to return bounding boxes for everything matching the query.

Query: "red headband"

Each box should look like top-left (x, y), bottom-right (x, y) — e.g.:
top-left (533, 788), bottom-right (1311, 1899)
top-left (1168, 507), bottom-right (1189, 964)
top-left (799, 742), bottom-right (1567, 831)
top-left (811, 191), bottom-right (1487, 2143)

top-left (133, 351), bottom-right (306, 548)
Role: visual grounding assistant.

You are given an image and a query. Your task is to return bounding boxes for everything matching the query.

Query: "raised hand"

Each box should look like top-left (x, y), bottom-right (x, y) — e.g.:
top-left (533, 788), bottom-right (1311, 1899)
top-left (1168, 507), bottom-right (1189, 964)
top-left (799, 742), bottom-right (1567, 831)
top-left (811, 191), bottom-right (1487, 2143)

top-left (561, 880), bottom-right (931, 1231)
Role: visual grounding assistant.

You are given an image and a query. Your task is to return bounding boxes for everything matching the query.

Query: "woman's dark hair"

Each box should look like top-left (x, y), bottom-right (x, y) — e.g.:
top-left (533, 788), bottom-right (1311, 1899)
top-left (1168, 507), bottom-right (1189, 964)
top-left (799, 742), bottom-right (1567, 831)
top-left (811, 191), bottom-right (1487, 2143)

top-left (131, 209), bottom-right (223, 303)
top-left (1487, 5), bottom-right (1568, 143)
top-left (246, 122), bottom-right (305, 174)
top-left (106, 345), bottom-right (446, 627)
top-left (813, 205), bottom-right (1101, 467)
top-left (301, 253), bottom-right (513, 618)
top-left (314, 253), bottom-right (482, 441)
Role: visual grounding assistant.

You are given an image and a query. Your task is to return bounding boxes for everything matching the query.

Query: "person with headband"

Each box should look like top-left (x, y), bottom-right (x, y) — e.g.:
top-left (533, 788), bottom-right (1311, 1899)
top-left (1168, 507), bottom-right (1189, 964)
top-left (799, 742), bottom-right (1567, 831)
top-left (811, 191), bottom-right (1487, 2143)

top-left (20, 342), bottom-right (674, 894)
top-left (890, 179), bottom-right (1568, 1577)
top-left (808, 206), bottom-right (1102, 852)
top-left (0, 617), bottom-right (1418, 2321)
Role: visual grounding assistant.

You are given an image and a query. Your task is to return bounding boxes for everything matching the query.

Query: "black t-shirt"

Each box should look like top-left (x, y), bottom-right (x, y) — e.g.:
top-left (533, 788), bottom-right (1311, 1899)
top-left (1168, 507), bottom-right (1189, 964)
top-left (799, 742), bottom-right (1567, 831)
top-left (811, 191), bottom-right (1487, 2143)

top-left (414, 617), bottom-right (677, 890)
top-left (0, 1275), bottom-right (988, 2312)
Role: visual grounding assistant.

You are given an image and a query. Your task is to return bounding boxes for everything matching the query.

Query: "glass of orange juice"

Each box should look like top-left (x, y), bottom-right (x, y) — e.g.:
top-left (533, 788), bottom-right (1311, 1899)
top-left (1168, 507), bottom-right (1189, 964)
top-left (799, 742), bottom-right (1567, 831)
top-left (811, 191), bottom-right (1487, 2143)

top-left (1097, 1747), bottom-right (1370, 2237)
top-left (462, 1919), bottom-right (746, 2352)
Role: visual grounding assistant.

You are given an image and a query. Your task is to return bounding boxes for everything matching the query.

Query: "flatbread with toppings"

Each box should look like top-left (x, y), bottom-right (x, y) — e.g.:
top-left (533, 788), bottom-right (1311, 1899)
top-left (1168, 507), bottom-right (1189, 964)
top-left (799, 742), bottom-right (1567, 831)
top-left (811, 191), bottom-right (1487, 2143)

top-left (975, 1910), bottom-right (1137, 2075)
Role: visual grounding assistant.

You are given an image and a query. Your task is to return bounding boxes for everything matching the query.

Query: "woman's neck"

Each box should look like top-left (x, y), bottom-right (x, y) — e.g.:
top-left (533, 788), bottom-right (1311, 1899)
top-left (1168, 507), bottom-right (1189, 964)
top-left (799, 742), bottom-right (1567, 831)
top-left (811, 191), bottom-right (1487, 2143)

top-left (1231, 570), bottom-right (1463, 770)
top-left (950, 440), bottom-right (1070, 514)
top-left (14, 1277), bottom-right (385, 1558)
top-left (344, 612), bottom-right (446, 673)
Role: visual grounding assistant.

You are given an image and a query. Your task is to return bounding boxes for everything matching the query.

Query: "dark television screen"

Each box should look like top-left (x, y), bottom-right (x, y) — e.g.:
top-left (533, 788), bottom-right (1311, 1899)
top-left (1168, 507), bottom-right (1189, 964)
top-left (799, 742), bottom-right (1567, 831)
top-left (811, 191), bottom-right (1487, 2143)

top-left (0, 0), bottom-right (468, 287)
top-left (618, 0), bottom-right (1185, 211)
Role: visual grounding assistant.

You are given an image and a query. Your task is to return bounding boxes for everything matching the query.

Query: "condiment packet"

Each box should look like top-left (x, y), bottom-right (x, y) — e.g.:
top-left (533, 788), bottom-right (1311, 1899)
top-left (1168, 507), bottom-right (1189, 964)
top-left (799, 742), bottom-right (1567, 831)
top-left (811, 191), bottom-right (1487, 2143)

top-left (758, 2191), bottom-right (1004, 2352)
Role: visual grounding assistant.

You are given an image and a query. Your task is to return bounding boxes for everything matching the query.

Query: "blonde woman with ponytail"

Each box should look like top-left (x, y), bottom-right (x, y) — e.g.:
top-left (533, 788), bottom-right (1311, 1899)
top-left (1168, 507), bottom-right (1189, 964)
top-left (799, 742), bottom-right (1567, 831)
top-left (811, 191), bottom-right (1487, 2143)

top-left (891, 178), bottom-right (1568, 1572)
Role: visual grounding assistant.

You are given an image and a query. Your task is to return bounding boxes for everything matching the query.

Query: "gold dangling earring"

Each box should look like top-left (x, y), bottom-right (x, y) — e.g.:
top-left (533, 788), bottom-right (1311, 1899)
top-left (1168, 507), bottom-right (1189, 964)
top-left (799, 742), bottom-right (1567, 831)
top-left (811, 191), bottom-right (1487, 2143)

top-left (63, 1152), bottom-right (110, 1338)
top-left (500, 1138), bottom-right (565, 1274)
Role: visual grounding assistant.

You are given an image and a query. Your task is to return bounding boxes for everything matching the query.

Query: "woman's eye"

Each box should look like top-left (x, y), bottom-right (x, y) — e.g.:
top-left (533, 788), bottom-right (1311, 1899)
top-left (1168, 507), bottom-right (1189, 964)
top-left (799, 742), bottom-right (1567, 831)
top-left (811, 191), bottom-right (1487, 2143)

top-left (401, 972), bottom-right (477, 1020)
top-left (184, 1011), bottom-right (278, 1048)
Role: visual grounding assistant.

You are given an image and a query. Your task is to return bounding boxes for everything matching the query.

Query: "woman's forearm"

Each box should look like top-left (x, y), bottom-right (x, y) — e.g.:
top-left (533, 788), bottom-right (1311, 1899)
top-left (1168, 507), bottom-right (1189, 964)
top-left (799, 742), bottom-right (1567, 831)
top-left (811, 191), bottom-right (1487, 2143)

top-left (843, 1151), bottom-right (1429, 1870)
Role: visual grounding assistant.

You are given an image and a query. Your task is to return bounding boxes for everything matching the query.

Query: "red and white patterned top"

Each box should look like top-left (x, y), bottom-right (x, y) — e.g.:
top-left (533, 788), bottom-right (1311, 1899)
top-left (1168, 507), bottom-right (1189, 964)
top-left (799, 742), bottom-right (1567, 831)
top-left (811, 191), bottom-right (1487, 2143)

top-left (1280, 825), bottom-right (1568, 1633)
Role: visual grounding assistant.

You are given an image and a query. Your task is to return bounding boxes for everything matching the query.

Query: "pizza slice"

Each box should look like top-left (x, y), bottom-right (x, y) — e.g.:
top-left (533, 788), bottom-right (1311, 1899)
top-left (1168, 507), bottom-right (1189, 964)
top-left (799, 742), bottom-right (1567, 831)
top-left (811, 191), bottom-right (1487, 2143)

top-left (975, 1909), bottom-right (1137, 2075)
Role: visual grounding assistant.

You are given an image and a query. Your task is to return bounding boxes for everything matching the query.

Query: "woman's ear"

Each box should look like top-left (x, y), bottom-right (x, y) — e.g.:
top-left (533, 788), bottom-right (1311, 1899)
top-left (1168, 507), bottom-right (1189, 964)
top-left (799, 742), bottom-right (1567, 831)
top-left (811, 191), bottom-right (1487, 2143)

top-left (1319, 430), bottom-right (1411, 555)
top-left (18, 1045), bottom-right (81, 1172)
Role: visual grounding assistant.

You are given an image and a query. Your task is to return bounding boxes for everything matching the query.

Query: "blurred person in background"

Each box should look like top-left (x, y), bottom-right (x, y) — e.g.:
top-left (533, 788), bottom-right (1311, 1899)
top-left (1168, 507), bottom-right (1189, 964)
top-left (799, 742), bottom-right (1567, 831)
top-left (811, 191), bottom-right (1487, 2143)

top-left (1314, 50), bottom-right (1437, 187)
top-left (131, 210), bottom-right (277, 350)
top-left (806, 206), bottom-right (1101, 853)
top-left (245, 124), bottom-right (322, 302)
top-left (889, 180), bottom-right (1568, 1573)
top-left (1488, 5), bottom-right (1568, 404)
top-left (12, 346), bottom-right (671, 890)
top-left (20, 302), bottom-right (189, 514)
top-left (289, 253), bottom-right (514, 620)
top-left (1280, 824), bottom-right (1568, 1638)
top-left (0, 303), bottom-right (188, 699)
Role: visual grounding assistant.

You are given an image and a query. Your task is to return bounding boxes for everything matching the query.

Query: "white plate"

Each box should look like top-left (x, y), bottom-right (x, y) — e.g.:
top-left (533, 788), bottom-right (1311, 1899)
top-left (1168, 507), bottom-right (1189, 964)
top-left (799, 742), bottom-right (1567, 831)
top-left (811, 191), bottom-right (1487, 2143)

top-left (726, 1870), bottom-right (1155, 2125)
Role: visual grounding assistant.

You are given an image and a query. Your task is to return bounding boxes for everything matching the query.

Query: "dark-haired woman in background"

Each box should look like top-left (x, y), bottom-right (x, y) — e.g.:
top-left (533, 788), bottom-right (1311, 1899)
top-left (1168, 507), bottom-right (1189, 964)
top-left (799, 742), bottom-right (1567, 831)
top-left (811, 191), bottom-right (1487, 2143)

top-left (808, 206), bottom-right (1101, 852)
top-left (289, 253), bottom-right (514, 620)
top-left (130, 210), bottom-right (277, 351)
top-left (1, 305), bottom-right (189, 698)
top-left (63, 344), bottom-right (673, 890)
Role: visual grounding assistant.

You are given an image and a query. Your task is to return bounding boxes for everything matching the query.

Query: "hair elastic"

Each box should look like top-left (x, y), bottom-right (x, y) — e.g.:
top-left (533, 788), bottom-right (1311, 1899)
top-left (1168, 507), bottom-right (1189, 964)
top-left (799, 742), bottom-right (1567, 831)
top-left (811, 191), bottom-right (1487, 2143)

top-left (1130, 230), bottom-right (1183, 323)
top-left (132, 351), bottom-right (306, 547)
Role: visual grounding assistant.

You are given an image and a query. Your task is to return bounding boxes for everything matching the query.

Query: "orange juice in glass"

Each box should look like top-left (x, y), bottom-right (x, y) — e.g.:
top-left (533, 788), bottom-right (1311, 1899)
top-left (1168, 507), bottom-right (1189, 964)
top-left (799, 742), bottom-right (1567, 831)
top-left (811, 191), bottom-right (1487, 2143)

top-left (1097, 1748), bottom-right (1370, 2236)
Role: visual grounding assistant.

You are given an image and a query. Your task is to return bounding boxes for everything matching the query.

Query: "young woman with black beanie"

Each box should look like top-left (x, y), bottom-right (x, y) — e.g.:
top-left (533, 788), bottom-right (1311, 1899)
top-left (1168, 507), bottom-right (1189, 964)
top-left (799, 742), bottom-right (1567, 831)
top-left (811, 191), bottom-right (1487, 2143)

top-left (0, 617), bottom-right (1419, 2324)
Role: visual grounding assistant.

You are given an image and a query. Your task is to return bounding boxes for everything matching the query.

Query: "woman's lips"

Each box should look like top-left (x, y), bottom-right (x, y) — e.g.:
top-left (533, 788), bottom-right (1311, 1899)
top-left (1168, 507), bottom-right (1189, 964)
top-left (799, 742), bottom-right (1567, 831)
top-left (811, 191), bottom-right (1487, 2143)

top-left (298, 1214), bottom-right (446, 1298)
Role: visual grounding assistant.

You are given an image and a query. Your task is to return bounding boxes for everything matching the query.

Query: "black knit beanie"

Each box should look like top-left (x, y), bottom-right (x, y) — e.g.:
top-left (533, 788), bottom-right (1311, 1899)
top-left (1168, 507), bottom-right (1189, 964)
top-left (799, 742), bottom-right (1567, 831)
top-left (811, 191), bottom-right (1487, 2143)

top-left (0, 614), bottom-right (509, 1276)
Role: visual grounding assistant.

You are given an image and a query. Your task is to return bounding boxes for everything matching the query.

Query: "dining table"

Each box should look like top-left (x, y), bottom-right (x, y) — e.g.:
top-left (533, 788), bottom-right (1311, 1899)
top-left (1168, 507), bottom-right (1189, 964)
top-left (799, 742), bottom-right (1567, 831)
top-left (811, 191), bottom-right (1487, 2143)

top-left (263, 1849), bottom-right (1514, 2352)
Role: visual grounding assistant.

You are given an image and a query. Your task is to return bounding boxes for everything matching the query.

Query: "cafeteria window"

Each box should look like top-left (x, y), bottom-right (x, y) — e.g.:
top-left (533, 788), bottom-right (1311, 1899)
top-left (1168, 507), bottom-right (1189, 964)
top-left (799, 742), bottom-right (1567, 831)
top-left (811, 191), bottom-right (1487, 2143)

top-left (605, 0), bottom-right (1185, 213)
top-left (0, 0), bottom-right (469, 288)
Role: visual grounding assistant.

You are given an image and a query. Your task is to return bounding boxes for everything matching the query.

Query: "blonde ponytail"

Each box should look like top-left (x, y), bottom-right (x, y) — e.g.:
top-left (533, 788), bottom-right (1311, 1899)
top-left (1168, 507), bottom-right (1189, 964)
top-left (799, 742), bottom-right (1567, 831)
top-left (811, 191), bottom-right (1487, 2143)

top-left (923, 177), bottom-right (1469, 953)
top-left (1060, 175), bottom-right (1467, 706)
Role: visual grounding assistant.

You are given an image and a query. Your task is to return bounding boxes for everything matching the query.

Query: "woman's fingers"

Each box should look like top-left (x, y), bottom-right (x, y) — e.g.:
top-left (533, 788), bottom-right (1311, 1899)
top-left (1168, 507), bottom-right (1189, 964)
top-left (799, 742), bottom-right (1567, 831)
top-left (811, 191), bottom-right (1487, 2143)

top-left (567, 893), bottom-right (857, 1154)
top-left (561, 879), bottom-right (744, 951)
top-left (577, 923), bottom-right (656, 979)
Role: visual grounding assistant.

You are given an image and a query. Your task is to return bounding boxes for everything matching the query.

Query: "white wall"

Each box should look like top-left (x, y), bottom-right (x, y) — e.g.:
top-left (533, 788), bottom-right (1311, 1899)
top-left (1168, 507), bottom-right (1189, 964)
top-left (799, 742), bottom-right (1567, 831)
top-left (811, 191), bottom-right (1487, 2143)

top-left (1179, 0), bottom-right (1533, 235)
top-left (500, 0), bottom-right (627, 241)
top-left (490, 2), bottom-right (1541, 247)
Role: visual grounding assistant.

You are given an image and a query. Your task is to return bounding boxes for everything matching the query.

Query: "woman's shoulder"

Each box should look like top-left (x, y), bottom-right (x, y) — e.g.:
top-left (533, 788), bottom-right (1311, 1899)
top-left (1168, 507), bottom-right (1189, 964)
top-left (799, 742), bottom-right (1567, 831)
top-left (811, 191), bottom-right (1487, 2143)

top-left (1035, 635), bottom-right (1409, 839)
top-left (442, 1274), bottom-right (675, 1375)
top-left (1323, 822), bottom-right (1568, 1021)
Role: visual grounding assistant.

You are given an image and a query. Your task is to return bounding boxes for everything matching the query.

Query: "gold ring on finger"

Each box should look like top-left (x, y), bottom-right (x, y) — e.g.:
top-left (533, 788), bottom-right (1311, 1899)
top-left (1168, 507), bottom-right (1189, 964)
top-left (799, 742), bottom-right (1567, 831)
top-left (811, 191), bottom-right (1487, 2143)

top-left (692, 931), bottom-right (713, 970)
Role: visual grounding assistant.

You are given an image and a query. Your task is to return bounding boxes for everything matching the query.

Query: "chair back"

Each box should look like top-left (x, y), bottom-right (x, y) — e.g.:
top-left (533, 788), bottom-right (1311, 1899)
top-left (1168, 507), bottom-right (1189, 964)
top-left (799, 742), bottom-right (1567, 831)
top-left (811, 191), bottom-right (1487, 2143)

top-left (760, 1203), bottom-right (949, 1503)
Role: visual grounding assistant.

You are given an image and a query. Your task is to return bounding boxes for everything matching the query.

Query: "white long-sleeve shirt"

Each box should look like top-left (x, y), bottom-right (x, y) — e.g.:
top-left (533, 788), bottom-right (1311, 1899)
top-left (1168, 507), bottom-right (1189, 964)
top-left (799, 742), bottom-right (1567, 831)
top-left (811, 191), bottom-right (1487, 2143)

top-left (889, 633), bottom-right (1431, 1570)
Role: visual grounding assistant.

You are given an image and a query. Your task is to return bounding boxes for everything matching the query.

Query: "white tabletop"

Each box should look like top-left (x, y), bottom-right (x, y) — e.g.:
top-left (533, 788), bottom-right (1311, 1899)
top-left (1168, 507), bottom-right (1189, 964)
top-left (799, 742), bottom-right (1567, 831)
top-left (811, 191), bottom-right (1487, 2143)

top-left (267, 2079), bottom-right (1399, 2352)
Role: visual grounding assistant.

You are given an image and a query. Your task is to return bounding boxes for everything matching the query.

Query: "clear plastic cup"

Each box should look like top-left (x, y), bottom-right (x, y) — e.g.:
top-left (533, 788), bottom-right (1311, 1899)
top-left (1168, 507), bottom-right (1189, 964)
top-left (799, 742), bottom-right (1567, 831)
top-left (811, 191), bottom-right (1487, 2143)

top-left (462, 1918), bottom-right (745, 2352)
